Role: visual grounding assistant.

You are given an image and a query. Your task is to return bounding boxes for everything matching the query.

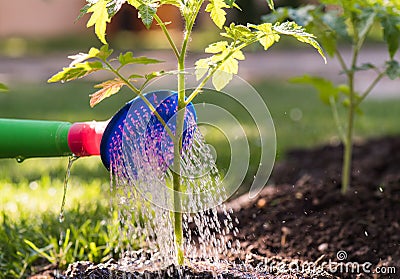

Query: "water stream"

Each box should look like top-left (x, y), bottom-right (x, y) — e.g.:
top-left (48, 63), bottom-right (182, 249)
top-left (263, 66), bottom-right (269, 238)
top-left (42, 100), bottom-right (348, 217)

top-left (108, 103), bottom-right (240, 273)
top-left (59, 155), bottom-right (79, 223)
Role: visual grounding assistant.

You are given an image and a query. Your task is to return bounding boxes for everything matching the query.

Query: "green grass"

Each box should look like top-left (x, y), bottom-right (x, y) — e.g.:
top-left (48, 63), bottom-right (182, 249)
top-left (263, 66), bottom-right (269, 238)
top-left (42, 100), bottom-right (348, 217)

top-left (0, 80), bottom-right (399, 278)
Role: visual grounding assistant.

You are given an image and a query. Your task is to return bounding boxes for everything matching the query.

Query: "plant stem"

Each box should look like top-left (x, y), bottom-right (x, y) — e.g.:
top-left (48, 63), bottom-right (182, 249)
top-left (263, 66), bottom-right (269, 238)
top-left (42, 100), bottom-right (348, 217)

top-left (341, 41), bottom-right (359, 194)
top-left (341, 96), bottom-right (354, 194)
top-left (153, 14), bottom-right (180, 59)
top-left (170, 3), bottom-right (201, 264)
top-left (357, 72), bottom-right (385, 105)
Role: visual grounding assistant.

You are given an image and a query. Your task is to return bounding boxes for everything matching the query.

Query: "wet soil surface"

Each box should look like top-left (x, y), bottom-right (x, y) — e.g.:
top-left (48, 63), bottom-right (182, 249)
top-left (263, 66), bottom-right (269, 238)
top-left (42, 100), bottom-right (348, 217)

top-left (34, 136), bottom-right (400, 278)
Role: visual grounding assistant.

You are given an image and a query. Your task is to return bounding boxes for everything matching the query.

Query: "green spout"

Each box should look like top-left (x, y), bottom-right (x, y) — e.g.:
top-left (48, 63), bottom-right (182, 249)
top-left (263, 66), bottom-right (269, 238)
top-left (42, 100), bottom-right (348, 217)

top-left (0, 119), bottom-right (72, 159)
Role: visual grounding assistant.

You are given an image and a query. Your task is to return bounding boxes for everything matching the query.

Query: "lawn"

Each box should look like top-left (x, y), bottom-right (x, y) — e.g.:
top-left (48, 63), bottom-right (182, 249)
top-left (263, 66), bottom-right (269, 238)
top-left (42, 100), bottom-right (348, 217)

top-left (0, 80), bottom-right (399, 278)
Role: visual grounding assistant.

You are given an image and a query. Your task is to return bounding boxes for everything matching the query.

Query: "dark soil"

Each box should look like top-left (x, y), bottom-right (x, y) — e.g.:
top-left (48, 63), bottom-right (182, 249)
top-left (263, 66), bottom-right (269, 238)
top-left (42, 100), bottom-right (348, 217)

top-left (33, 136), bottom-right (400, 279)
top-left (229, 136), bottom-right (400, 279)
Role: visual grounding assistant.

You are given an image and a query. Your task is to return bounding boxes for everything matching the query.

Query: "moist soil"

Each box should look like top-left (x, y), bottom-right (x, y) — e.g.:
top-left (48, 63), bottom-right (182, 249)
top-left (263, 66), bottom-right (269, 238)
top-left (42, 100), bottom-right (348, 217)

top-left (32, 136), bottom-right (400, 279)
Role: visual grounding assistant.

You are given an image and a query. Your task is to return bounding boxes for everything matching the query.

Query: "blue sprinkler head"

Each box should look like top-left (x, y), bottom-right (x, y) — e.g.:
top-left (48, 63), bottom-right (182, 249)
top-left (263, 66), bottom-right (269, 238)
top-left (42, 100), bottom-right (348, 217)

top-left (100, 90), bottom-right (197, 172)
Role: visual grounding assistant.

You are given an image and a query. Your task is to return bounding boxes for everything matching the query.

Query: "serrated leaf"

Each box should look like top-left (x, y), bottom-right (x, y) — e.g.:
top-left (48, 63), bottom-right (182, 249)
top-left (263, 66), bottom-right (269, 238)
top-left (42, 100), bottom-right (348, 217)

top-left (356, 8), bottom-right (376, 42)
top-left (196, 40), bottom-right (244, 89)
top-left (386, 60), bottom-right (400, 80)
top-left (212, 50), bottom-right (244, 90)
top-left (381, 14), bottom-right (400, 59)
top-left (118, 52), bottom-right (164, 66)
top-left (48, 61), bottom-right (104, 83)
top-left (195, 59), bottom-right (212, 80)
top-left (90, 78), bottom-right (125, 107)
top-left (250, 23), bottom-right (280, 50)
top-left (213, 70), bottom-right (233, 91)
top-left (86, 0), bottom-right (111, 44)
top-left (96, 45), bottom-right (113, 60)
top-left (290, 75), bottom-right (339, 105)
top-left (0, 83), bottom-right (8, 92)
top-left (274, 21), bottom-right (326, 63)
top-left (222, 23), bottom-right (254, 42)
top-left (205, 0), bottom-right (229, 29)
top-left (138, 4), bottom-right (157, 29)
top-left (205, 41), bottom-right (229, 53)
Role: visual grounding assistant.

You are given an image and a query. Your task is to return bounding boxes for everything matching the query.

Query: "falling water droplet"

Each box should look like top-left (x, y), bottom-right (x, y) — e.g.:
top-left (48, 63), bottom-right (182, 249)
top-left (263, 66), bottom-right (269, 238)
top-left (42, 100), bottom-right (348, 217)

top-left (16, 156), bottom-right (25, 163)
top-left (59, 155), bottom-right (79, 223)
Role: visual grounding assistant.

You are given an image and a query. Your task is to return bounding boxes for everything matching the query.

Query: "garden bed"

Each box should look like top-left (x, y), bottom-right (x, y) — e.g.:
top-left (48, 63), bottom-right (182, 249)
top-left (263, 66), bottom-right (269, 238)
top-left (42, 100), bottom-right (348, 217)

top-left (33, 136), bottom-right (400, 279)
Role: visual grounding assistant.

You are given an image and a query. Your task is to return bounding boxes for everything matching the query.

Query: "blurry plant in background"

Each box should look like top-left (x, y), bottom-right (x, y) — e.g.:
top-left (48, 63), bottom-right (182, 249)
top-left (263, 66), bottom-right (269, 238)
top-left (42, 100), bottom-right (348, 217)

top-left (0, 83), bottom-right (8, 92)
top-left (265, 0), bottom-right (400, 194)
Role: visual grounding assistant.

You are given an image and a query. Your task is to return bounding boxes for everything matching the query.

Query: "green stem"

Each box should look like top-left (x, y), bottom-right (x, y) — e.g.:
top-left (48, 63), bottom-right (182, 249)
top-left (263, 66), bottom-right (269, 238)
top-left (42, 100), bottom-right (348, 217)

top-left (341, 39), bottom-right (359, 194)
top-left (172, 61), bottom-right (186, 265)
top-left (342, 70), bottom-right (384, 193)
top-left (171, 2), bottom-right (202, 264)
top-left (357, 72), bottom-right (385, 105)
top-left (154, 14), bottom-right (180, 59)
top-left (329, 96), bottom-right (346, 143)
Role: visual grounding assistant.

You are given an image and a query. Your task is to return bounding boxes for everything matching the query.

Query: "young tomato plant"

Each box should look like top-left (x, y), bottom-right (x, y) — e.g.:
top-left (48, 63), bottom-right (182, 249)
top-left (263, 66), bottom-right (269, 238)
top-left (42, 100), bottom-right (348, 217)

top-left (49, 0), bottom-right (325, 265)
top-left (266, 0), bottom-right (400, 194)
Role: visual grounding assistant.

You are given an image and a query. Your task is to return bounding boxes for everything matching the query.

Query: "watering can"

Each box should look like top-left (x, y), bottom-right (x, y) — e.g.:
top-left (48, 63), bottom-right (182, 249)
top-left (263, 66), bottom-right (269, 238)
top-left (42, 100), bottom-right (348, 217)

top-left (0, 90), bottom-right (196, 170)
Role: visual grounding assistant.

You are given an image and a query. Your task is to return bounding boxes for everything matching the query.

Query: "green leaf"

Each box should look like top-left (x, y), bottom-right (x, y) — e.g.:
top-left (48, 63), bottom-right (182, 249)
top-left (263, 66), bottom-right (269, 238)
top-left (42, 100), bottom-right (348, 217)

top-left (380, 14), bottom-right (400, 59)
top-left (291, 75), bottom-right (339, 105)
top-left (128, 74), bottom-right (144, 79)
top-left (273, 21), bottom-right (326, 63)
top-left (96, 45), bottom-right (113, 60)
top-left (196, 40), bottom-right (244, 90)
top-left (90, 78), bottom-right (125, 107)
top-left (138, 4), bottom-right (157, 29)
top-left (77, 3), bottom-right (92, 22)
top-left (266, 0), bottom-right (274, 10)
top-left (48, 61), bottom-right (104, 83)
top-left (250, 23), bottom-right (280, 50)
top-left (224, 0), bottom-right (236, 7)
top-left (0, 83), bottom-right (8, 92)
top-left (144, 71), bottom-right (166, 81)
top-left (354, 63), bottom-right (377, 72)
top-left (205, 0), bottom-right (229, 29)
top-left (86, 0), bottom-right (110, 44)
top-left (118, 52), bottom-right (164, 66)
top-left (356, 8), bottom-right (376, 43)
top-left (205, 41), bottom-right (229, 53)
top-left (221, 23), bottom-right (255, 43)
top-left (212, 70), bottom-right (233, 91)
top-left (386, 60), bottom-right (400, 80)
top-left (195, 59), bottom-right (212, 80)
